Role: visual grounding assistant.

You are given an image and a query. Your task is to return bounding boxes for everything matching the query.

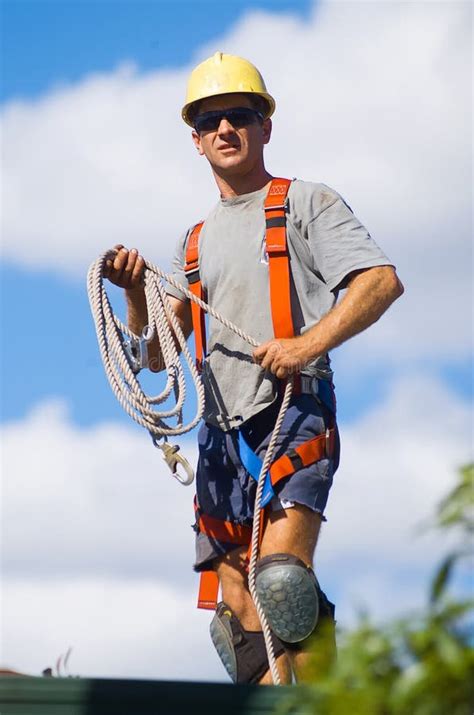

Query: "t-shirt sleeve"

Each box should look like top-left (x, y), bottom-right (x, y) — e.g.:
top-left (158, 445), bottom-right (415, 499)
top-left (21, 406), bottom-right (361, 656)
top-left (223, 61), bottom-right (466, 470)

top-left (165, 229), bottom-right (190, 302)
top-left (307, 187), bottom-right (394, 292)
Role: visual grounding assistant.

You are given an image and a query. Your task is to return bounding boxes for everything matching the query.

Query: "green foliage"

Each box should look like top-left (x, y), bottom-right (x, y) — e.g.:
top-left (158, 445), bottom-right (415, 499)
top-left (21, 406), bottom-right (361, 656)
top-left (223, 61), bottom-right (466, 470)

top-left (278, 464), bottom-right (474, 715)
top-left (435, 463), bottom-right (474, 534)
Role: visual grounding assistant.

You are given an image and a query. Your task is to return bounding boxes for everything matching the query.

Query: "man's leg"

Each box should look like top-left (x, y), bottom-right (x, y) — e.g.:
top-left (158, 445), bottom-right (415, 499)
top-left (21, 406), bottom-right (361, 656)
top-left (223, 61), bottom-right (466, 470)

top-left (259, 504), bottom-right (331, 678)
top-left (260, 503), bottom-right (322, 562)
top-left (215, 546), bottom-right (292, 684)
top-left (214, 504), bottom-right (331, 683)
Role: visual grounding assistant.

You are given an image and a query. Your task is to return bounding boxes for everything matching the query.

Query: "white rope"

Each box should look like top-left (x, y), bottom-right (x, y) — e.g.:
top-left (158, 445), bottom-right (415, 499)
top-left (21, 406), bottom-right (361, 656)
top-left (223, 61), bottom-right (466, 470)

top-left (87, 250), bottom-right (292, 684)
top-left (87, 251), bottom-right (205, 439)
top-left (247, 378), bottom-right (293, 685)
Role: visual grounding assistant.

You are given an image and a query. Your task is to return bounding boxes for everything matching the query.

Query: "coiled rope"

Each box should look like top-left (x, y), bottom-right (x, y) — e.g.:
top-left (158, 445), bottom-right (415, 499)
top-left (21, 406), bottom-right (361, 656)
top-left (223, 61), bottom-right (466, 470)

top-left (87, 250), bottom-right (293, 684)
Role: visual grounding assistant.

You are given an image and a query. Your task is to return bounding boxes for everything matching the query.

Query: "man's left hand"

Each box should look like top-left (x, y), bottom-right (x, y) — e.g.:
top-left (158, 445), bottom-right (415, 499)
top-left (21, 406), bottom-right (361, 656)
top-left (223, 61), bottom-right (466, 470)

top-left (253, 337), bottom-right (312, 379)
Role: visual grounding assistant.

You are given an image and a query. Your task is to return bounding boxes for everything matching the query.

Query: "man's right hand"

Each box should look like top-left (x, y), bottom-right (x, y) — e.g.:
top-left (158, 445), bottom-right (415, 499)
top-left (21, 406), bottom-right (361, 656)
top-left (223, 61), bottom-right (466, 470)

top-left (102, 244), bottom-right (193, 372)
top-left (103, 244), bottom-right (146, 290)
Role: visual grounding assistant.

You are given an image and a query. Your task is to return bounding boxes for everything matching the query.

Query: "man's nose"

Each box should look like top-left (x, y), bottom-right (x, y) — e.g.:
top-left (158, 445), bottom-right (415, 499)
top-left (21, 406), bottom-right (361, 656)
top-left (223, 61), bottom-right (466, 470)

top-left (217, 117), bottom-right (235, 134)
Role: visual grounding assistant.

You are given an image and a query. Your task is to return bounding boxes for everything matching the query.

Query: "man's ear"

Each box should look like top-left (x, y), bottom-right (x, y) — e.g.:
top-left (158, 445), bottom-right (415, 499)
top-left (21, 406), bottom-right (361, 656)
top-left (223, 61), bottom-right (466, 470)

top-left (192, 130), bottom-right (205, 156)
top-left (262, 118), bottom-right (272, 145)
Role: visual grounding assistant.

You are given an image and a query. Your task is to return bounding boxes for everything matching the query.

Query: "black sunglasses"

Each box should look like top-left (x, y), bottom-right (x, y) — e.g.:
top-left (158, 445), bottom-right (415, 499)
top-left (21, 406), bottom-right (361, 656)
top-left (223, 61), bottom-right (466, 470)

top-left (194, 107), bottom-right (263, 133)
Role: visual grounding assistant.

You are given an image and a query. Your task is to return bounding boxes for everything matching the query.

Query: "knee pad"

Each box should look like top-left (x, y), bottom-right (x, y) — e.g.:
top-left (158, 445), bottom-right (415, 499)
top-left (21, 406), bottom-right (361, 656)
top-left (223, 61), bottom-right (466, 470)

top-left (209, 602), bottom-right (285, 684)
top-left (255, 553), bottom-right (322, 644)
top-left (284, 577), bottom-right (337, 657)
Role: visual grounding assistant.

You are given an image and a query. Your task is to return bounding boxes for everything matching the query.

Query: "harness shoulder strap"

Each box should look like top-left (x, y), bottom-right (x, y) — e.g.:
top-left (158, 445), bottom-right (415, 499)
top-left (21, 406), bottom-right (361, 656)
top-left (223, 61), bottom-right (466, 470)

top-left (264, 178), bottom-right (294, 339)
top-left (184, 222), bottom-right (206, 371)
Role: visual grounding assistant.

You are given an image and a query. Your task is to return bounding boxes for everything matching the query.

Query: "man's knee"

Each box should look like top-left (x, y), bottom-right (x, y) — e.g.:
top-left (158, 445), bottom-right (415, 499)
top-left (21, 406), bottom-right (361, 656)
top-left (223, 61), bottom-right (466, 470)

top-left (215, 546), bottom-right (248, 586)
top-left (255, 552), bottom-right (336, 649)
top-left (210, 601), bottom-right (286, 684)
top-left (215, 547), bottom-right (257, 624)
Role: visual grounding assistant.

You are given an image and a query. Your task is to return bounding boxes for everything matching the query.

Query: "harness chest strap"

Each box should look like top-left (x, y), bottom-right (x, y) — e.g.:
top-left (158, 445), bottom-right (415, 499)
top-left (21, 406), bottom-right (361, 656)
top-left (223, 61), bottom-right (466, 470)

top-left (196, 426), bottom-right (336, 609)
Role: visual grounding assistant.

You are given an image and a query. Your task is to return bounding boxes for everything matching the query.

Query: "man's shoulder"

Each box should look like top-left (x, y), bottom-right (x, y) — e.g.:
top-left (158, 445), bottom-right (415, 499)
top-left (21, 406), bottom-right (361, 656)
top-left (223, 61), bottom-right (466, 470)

top-left (287, 179), bottom-right (342, 224)
top-left (289, 178), bottom-right (341, 204)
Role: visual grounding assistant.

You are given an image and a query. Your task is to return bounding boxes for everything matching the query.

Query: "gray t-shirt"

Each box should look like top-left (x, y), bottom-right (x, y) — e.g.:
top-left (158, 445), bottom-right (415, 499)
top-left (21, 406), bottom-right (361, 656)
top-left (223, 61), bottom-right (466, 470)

top-left (167, 180), bottom-right (392, 430)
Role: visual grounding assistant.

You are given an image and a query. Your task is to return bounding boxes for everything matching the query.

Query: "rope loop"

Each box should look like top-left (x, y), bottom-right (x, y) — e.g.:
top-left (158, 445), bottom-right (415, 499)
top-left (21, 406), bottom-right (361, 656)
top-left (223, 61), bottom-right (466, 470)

top-left (87, 249), bottom-right (291, 685)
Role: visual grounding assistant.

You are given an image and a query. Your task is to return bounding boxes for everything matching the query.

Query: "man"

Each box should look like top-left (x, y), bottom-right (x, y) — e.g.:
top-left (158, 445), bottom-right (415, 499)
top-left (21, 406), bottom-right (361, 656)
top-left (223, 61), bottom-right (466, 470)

top-left (104, 52), bottom-right (404, 684)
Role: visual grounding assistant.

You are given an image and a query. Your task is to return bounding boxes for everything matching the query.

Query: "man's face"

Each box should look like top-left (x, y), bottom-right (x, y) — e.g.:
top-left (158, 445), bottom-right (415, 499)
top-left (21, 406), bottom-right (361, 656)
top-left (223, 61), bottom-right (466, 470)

top-left (191, 93), bottom-right (272, 177)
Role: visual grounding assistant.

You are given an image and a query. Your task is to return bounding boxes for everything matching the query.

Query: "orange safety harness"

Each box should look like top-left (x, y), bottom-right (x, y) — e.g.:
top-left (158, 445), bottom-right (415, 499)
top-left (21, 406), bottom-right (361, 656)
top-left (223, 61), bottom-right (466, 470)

top-left (184, 178), bottom-right (336, 610)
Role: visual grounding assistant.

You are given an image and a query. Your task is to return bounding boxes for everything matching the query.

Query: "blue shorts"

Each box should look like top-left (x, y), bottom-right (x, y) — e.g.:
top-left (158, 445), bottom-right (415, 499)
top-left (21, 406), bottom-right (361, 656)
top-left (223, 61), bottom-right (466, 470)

top-left (193, 390), bottom-right (340, 571)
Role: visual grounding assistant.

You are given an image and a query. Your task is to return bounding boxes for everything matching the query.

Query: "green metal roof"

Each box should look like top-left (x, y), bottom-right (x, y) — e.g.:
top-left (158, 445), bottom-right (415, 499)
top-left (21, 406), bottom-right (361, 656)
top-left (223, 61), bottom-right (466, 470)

top-left (0, 676), bottom-right (302, 715)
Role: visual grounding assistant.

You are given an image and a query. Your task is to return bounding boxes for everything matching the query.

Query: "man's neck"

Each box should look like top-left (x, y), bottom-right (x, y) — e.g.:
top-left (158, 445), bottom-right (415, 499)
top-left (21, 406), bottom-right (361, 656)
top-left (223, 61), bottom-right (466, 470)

top-left (213, 167), bottom-right (273, 199)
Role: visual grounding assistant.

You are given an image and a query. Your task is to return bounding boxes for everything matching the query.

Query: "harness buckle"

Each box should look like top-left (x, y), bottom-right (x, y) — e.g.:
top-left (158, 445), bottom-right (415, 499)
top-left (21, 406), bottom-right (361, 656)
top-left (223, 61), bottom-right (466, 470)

top-left (124, 325), bottom-right (154, 374)
top-left (300, 374), bottom-right (319, 397)
top-left (263, 203), bottom-right (287, 212)
top-left (153, 437), bottom-right (194, 486)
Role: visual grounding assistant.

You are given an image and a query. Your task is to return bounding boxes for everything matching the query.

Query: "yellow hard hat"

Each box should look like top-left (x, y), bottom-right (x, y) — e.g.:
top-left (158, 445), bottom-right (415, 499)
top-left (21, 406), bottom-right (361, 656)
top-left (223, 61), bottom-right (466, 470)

top-left (182, 52), bottom-right (276, 127)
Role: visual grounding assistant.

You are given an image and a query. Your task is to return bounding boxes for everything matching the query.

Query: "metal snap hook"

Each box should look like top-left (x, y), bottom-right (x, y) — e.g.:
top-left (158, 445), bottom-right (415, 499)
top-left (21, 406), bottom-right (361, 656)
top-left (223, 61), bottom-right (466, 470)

top-left (153, 437), bottom-right (194, 486)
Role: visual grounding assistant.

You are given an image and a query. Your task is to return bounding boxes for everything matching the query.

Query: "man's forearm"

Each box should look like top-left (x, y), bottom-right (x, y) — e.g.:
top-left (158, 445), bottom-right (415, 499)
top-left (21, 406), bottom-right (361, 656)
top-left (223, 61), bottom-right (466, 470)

top-left (126, 287), bottom-right (149, 334)
top-left (253, 265), bottom-right (404, 378)
top-left (304, 266), bottom-right (404, 360)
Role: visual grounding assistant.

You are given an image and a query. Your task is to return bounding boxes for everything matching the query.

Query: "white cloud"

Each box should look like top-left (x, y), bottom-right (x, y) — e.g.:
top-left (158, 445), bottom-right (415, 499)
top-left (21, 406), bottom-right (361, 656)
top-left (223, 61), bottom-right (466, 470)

top-left (320, 373), bottom-right (472, 563)
top-left (1, 579), bottom-right (224, 681)
top-left (1, 400), bottom-right (199, 579)
top-left (1, 1), bottom-right (471, 365)
top-left (315, 372), bottom-right (472, 625)
top-left (1, 374), bottom-right (471, 677)
top-left (1, 401), bottom-right (225, 679)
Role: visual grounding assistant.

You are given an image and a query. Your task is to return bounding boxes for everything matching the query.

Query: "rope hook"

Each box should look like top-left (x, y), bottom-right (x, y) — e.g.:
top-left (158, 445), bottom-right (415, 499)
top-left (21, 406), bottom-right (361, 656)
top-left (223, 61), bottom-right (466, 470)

top-left (152, 437), bottom-right (194, 486)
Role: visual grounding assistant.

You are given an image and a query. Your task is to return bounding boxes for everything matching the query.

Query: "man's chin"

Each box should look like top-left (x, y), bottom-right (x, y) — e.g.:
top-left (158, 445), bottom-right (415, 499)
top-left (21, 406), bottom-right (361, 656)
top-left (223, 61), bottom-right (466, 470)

top-left (212, 156), bottom-right (250, 175)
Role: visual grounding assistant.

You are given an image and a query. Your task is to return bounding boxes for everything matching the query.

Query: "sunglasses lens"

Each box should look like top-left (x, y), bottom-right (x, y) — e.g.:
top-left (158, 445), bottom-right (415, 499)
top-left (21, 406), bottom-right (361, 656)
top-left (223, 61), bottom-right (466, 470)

top-left (227, 108), bottom-right (256, 127)
top-left (195, 108), bottom-right (262, 132)
top-left (195, 115), bottom-right (220, 132)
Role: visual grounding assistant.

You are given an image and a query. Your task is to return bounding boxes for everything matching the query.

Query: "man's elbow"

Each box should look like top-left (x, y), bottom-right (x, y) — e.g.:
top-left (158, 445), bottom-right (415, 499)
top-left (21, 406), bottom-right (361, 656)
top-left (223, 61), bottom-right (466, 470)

top-left (377, 265), bottom-right (404, 304)
top-left (389, 268), bottom-right (405, 301)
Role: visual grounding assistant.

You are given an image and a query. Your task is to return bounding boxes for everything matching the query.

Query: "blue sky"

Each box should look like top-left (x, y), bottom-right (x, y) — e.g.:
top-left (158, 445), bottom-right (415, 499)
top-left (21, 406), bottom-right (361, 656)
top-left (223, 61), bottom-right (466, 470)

top-left (1, 0), bottom-right (311, 100)
top-left (1, 0), bottom-right (472, 681)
